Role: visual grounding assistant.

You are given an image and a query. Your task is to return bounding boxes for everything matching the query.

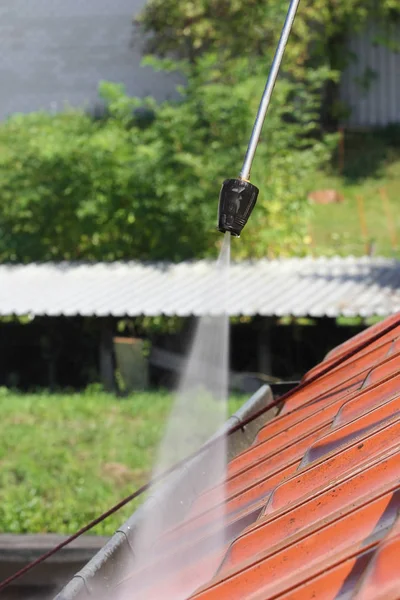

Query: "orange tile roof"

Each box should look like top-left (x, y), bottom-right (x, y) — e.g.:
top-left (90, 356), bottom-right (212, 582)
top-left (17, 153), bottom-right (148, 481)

top-left (116, 314), bottom-right (400, 600)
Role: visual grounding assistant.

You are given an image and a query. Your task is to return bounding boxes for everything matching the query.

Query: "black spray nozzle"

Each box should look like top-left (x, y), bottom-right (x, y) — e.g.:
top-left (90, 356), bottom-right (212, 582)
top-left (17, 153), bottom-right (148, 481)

top-left (218, 178), bottom-right (259, 237)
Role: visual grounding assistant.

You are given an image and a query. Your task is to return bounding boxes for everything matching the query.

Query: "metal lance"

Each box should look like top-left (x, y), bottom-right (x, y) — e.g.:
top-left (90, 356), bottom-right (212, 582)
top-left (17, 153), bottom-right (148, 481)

top-left (218, 0), bottom-right (301, 236)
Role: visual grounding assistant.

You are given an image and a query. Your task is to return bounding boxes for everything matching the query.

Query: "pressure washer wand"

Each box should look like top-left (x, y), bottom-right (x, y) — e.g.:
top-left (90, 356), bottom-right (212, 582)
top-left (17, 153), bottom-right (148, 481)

top-left (218, 0), bottom-right (301, 236)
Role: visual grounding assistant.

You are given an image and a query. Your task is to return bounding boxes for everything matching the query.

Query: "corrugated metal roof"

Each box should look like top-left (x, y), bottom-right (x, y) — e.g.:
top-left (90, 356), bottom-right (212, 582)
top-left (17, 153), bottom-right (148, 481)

top-left (2, 256), bottom-right (400, 318)
top-left (105, 313), bottom-right (400, 599)
top-left (341, 21), bottom-right (400, 127)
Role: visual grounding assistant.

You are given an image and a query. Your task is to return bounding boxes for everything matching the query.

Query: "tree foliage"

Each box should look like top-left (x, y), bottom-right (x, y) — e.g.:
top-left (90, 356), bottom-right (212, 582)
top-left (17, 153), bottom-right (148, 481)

top-left (0, 88), bottom-right (209, 262)
top-left (3, 0), bottom-right (366, 262)
top-left (136, 0), bottom-right (398, 69)
top-left (136, 0), bottom-right (398, 123)
top-left (0, 59), bottom-right (333, 262)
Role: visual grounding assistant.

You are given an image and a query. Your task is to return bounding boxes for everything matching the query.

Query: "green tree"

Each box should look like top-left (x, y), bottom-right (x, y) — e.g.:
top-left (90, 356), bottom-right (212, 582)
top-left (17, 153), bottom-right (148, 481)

top-left (136, 0), bottom-right (398, 125)
top-left (0, 59), bottom-right (333, 263)
top-left (0, 89), bottom-right (210, 262)
top-left (136, 0), bottom-right (398, 68)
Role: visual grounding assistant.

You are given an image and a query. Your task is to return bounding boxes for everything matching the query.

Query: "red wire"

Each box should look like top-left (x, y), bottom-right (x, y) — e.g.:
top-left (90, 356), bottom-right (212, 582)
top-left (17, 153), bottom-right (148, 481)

top-left (0, 314), bottom-right (399, 593)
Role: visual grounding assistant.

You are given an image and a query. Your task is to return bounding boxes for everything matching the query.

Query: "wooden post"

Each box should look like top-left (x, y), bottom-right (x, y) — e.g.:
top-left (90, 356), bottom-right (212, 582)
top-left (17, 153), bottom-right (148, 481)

top-left (99, 318), bottom-right (116, 393)
top-left (307, 223), bottom-right (315, 256)
top-left (257, 318), bottom-right (273, 376)
top-left (338, 126), bottom-right (345, 175)
top-left (356, 195), bottom-right (369, 254)
top-left (379, 187), bottom-right (398, 251)
top-left (40, 327), bottom-right (57, 391)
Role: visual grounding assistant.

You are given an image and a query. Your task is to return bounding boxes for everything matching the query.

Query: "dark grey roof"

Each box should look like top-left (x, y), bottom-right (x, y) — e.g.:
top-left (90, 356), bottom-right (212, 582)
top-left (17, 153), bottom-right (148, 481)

top-left (1, 256), bottom-right (400, 318)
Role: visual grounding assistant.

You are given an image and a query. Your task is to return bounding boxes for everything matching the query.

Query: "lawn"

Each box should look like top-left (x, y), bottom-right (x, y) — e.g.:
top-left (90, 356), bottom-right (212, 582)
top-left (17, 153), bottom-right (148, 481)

top-left (0, 388), bottom-right (245, 536)
top-left (309, 132), bottom-right (400, 258)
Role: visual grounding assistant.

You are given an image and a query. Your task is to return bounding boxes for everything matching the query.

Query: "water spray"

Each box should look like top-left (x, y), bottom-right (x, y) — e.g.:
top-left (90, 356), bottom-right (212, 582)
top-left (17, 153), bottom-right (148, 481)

top-left (218, 0), bottom-right (301, 237)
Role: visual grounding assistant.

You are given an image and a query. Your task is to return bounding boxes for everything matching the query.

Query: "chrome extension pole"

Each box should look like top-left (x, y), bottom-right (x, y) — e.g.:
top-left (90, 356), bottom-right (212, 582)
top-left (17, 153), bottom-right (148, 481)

top-left (239, 0), bottom-right (301, 181)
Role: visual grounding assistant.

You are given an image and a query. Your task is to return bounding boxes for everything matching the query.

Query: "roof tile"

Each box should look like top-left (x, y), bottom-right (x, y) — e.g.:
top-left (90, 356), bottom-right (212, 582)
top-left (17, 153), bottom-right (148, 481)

top-left (80, 313), bottom-right (400, 599)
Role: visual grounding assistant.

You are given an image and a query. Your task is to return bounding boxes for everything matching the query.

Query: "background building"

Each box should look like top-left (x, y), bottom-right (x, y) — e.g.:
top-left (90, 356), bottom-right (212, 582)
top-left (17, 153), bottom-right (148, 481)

top-left (0, 0), bottom-right (180, 120)
top-left (341, 21), bottom-right (400, 127)
top-left (0, 2), bottom-right (399, 126)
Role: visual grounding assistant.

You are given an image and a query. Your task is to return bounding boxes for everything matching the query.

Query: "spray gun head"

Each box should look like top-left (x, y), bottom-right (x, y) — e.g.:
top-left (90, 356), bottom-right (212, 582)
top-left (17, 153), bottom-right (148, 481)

top-left (217, 178), bottom-right (259, 237)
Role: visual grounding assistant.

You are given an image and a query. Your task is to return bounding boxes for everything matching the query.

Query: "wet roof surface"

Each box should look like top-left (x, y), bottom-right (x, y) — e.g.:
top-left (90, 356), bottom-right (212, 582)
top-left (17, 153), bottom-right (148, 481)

top-left (2, 257), bottom-right (400, 318)
top-left (116, 313), bottom-right (400, 599)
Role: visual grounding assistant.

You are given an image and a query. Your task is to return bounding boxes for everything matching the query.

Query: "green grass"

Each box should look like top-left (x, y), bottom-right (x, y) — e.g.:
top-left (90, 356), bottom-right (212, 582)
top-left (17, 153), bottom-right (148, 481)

top-left (0, 389), bottom-right (245, 535)
top-left (309, 134), bottom-right (400, 258)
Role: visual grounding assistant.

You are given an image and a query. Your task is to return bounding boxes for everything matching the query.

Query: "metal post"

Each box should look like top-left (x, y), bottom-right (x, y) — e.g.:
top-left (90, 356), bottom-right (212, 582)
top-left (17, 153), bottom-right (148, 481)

top-left (239, 0), bottom-right (301, 181)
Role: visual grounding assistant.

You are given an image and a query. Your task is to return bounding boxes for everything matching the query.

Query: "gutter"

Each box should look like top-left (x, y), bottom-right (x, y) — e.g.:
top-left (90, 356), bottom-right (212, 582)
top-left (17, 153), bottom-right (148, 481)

top-left (55, 384), bottom-right (276, 599)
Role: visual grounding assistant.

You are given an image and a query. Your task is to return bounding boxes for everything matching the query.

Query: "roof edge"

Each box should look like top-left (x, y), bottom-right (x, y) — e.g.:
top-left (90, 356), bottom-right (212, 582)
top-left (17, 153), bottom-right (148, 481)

top-left (54, 385), bottom-right (276, 600)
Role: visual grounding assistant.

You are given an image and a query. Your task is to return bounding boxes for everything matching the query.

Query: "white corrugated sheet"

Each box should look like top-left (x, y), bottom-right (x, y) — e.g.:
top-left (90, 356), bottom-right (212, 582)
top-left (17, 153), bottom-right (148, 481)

top-left (1, 257), bottom-right (400, 318)
top-left (341, 21), bottom-right (400, 127)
